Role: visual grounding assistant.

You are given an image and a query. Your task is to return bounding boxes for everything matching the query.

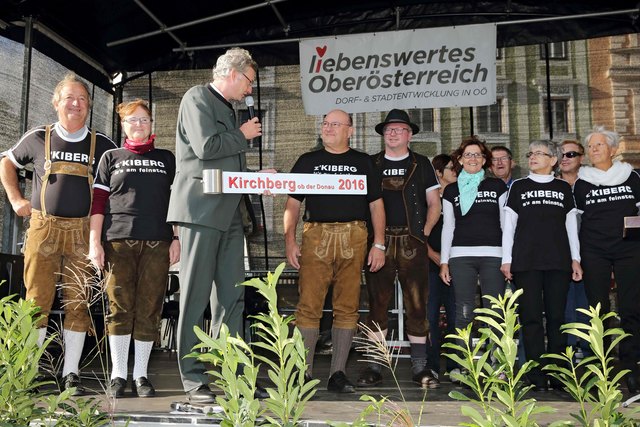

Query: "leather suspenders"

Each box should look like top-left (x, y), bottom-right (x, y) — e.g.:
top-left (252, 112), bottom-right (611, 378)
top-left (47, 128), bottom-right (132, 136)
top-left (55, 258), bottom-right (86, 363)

top-left (40, 125), bottom-right (97, 216)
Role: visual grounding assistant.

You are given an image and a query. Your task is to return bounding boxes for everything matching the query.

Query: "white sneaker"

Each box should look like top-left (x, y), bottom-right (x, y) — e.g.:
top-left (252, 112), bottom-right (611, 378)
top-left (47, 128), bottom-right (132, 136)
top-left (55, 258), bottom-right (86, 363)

top-left (448, 368), bottom-right (462, 384)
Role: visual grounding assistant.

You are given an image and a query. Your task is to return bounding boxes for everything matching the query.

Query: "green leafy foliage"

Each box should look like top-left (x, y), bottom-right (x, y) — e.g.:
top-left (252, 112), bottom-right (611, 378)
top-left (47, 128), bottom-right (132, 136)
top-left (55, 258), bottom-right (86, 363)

top-left (39, 391), bottom-right (110, 427)
top-left (351, 323), bottom-right (427, 426)
top-left (544, 303), bottom-right (640, 426)
top-left (0, 294), bottom-right (49, 425)
top-left (0, 290), bottom-right (109, 427)
top-left (192, 324), bottom-right (262, 427)
top-left (189, 262), bottom-right (319, 426)
top-left (328, 395), bottom-right (388, 427)
top-left (443, 288), bottom-right (556, 426)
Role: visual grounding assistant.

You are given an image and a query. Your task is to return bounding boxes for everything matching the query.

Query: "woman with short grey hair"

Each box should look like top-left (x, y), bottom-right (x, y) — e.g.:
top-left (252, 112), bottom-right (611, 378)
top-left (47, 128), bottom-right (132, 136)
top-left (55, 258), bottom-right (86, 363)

top-left (501, 139), bottom-right (581, 391)
top-left (573, 125), bottom-right (640, 393)
top-left (584, 125), bottom-right (620, 150)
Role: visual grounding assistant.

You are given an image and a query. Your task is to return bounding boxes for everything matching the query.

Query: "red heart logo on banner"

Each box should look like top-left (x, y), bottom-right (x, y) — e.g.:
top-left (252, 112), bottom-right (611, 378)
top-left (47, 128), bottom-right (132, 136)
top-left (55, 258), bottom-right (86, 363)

top-left (316, 45), bottom-right (327, 57)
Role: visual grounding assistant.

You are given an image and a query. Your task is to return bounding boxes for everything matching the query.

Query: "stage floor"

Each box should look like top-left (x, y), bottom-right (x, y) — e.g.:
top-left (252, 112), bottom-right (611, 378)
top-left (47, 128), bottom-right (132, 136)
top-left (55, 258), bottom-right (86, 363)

top-left (50, 348), bottom-right (640, 426)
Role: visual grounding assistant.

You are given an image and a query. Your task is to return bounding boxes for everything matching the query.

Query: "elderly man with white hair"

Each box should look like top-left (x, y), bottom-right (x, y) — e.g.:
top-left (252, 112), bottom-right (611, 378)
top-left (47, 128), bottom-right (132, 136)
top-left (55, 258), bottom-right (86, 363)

top-left (167, 47), bottom-right (263, 403)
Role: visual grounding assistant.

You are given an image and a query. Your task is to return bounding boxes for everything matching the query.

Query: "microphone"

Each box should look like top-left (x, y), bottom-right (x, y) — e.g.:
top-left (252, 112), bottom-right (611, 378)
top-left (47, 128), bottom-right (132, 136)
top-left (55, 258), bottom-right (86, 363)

top-left (245, 96), bottom-right (255, 119)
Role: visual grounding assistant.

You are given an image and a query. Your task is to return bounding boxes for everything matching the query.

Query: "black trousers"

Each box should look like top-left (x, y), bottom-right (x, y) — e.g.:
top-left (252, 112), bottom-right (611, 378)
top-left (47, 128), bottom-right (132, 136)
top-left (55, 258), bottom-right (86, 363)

top-left (581, 248), bottom-right (640, 368)
top-left (513, 269), bottom-right (570, 386)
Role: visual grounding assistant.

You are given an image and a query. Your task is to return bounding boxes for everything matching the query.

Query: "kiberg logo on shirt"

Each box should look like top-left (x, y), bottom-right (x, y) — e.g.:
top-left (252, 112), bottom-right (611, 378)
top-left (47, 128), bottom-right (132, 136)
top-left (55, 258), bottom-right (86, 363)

top-left (50, 151), bottom-right (90, 163)
top-left (383, 168), bottom-right (406, 176)
top-left (313, 164), bottom-right (358, 173)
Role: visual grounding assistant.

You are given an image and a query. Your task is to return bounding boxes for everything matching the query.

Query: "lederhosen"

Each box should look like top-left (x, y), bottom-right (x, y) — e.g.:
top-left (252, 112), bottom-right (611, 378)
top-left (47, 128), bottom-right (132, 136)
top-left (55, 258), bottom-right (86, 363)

top-left (23, 126), bottom-right (96, 332)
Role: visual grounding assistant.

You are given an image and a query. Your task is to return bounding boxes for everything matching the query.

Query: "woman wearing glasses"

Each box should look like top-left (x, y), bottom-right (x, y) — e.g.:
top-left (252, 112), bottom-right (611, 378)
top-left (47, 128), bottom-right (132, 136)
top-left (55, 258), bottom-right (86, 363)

top-left (427, 154), bottom-right (457, 377)
top-left (501, 140), bottom-right (582, 391)
top-left (439, 137), bottom-right (508, 380)
top-left (573, 125), bottom-right (640, 393)
top-left (88, 99), bottom-right (179, 398)
top-left (558, 140), bottom-right (591, 361)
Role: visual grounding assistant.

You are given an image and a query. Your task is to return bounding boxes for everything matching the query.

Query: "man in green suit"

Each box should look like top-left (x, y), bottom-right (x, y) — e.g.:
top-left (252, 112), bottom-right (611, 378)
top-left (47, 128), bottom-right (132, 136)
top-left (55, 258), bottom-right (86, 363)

top-left (167, 47), bottom-right (262, 403)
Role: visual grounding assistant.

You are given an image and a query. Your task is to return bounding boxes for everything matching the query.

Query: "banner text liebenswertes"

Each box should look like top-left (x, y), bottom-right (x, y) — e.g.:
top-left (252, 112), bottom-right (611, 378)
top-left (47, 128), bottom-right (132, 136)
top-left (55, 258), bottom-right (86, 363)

top-left (307, 47), bottom-right (489, 93)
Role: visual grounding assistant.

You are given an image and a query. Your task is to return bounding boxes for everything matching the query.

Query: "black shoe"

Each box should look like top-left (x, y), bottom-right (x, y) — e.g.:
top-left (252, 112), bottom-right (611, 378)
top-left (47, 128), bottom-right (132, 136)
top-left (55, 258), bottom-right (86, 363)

top-left (292, 372), bottom-right (315, 392)
top-left (526, 373), bottom-right (548, 393)
top-left (187, 385), bottom-right (216, 403)
top-left (357, 367), bottom-right (383, 387)
top-left (254, 383), bottom-right (269, 399)
top-left (627, 374), bottom-right (640, 394)
top-left (412, 368), bottom-right (440, 389)
top-left (549, 378), bottom-right (565, 392)
top-left (327, 371), bottom-right (356, 393)
top-left (132, 376), bottom-right (156, 398)
top-left (108, 377), bottom-right (127, 398)
top-left (531, 382), bottom-right (548, 393)
top-left (33, 372), bottom-right (48, 393)
top-left (63, 373), bottom-right (86, 396)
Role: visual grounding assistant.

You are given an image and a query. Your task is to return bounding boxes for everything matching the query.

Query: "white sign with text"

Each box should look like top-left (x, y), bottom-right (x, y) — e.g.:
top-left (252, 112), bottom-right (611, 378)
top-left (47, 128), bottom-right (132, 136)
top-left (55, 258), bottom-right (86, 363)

top-left (299, 24), bottom-right (496, 114)
top-left (221, 172), bottom-right (367, 194)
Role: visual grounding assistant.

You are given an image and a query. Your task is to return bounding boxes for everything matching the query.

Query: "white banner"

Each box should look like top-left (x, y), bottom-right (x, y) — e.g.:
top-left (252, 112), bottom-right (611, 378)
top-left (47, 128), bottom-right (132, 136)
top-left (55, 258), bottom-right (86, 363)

top-left (221, 172), bottom-right (367, 194)
top-left (299, 24), bottom-right (496, 115)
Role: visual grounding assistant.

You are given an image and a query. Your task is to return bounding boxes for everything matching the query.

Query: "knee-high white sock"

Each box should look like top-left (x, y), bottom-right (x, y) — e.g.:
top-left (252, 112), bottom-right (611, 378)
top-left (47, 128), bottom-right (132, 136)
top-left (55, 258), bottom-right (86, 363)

top-left (109, 334), bottom-right (131, 380)
top-left (133, 340), bottom-right (154, 380)
top-left (37, 327), bottom-right (47, 348)
top-left (62, 329), bottom-right (86, 377)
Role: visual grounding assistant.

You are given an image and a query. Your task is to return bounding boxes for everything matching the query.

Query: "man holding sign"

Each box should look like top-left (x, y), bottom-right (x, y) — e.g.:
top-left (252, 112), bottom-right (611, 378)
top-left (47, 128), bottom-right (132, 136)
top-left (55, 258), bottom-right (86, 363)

top-left (284, 109), bottom-right (385, 393)
top-left (167, 47), bottom-right (262, 403)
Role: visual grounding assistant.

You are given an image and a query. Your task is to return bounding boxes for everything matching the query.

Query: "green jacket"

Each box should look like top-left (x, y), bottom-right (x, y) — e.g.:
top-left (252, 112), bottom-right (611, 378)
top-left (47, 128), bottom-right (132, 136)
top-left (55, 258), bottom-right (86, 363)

top-left (167, 84), bottom-right (247, 231)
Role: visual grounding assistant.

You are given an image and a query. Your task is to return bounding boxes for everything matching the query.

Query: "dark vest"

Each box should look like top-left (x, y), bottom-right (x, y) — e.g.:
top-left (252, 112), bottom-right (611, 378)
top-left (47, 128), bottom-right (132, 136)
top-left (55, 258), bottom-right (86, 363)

top-left (372, 150), bottom-right (430, 243)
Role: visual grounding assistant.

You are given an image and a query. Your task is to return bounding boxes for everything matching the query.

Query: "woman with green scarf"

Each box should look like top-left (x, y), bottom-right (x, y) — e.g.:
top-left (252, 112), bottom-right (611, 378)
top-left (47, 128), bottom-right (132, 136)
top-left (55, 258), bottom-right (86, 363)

top-left (439, 137), bottom-right (508, 380)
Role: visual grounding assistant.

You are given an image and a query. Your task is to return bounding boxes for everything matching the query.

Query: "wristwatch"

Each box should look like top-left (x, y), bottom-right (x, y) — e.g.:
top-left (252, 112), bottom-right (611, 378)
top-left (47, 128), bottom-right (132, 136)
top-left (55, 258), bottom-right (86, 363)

top-left (373, 243), bottom-right (386, 251)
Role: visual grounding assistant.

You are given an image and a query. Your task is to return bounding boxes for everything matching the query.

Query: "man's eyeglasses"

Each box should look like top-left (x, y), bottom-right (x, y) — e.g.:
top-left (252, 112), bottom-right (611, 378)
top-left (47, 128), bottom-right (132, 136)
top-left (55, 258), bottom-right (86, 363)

top-left (562, 151), bottom-right (582, 159)
top-left (491, 156), bottom-right (511, 163)
top-left (383, 127), bottom-right (410, 136)
top-left (322, 121), bottom-right (351, 128)
top-left (241, 72), bottom-right (255, 85)
top-left (123, 117), bottom-right (151, 124)
top-left (526, 151), bottom-right (553, 158)
top-left (462, 152), bottom-right (485, 159)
